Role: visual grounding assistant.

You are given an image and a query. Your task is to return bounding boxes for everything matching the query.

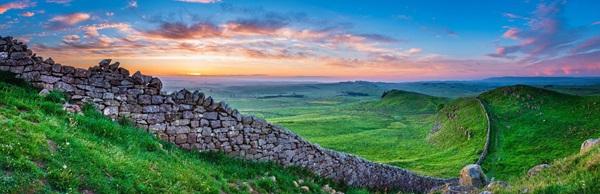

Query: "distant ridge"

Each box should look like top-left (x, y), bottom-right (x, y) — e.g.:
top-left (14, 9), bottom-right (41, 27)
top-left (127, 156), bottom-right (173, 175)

top-left (481, 76), bottom-right (600, 85)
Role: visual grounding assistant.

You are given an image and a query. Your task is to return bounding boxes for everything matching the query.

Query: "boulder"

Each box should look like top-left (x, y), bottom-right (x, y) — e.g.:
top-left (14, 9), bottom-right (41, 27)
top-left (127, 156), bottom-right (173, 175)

top-left (103, 106), bottom-right (119, 116)
top-left (459, 164), bottom-right (488, 188)
top-left (38, 89), bottom-right (50, 97)
top-left (99, 59), bottom-right (111, 68)
top-left (63, 103), bottom-right (82, 113)
top-left (527, 164), bottom-right (550, 177)
top-left (132, 71), bottom-right (146, 85)
top-left (108, 62), bottom-right (120, 71)
top-left (148, 77), bottom-right (162, 90)
top-left (581, 138), bottom-right (600, 153)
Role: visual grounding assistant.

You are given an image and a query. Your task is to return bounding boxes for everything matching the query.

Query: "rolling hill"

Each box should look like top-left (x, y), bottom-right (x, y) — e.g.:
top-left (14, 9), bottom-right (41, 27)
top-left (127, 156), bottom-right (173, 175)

top-left (375, 90), bottom-right (448, 113)
top-left (479, 85), bottom-right (600, 180)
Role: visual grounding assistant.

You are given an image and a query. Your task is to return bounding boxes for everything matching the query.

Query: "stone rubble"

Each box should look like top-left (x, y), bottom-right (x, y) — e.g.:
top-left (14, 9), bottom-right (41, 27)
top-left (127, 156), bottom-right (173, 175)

top-left (0, 36), bottom-right (452, 193)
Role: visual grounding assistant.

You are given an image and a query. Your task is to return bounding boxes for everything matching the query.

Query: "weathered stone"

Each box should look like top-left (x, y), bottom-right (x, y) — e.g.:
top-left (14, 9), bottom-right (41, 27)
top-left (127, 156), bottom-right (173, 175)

top-left (52, 64), bottom-right (62, 73)
top-left (103, 106), bottom-right (119, 116)
top-left (109, 62), bottom-right (120, 71)
top-left (40, 75), bottom-right (60, 84)
top-left (151, 95), bottom-right (164, 104)
top-left (142, 105), bottom-right (160, 113)
top-left (10, 52), bottom-right (28, 59)
top-left (527, 164), bottom-right (550, 177)
top-left (132, 71), bottom-right (146, 84)
top-left (139, 95), bottom-right (152, 105)
top-left (38, 89), bottom-right (50, 97)
top-left (149, 124), bottom-right (166, 133)
top-left (459, 164), bottom-right (487, 188)
top-left (63, 103), bottom-right (81, 113)
top-left (167, 126), bottom-right (190, 134)
top-left (103, 92), bottom-right (115, 100)
top-left (182, 111), bottom-right (194, 119)
top-left (173, 119), bottom-right (190, 126)
top-left (210, 120), bottom-right (221, 128)
top-left (204, 112), bottom-right (218, 120)
top-left (176, 134), bottom-right (188, 144)
top-left (147, 114), bottom-right (166, 124)
top-left (99, 59), bottom-right (112, 68)
top-left (148, 77), bottom-right (162, 89)
top-left (581, 138), bottom-right (600, 153)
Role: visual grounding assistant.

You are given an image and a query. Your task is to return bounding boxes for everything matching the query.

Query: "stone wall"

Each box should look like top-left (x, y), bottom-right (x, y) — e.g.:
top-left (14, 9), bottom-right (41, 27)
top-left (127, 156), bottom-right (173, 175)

top-left (475, 98), bottom-right (492, 165)
top-left (0, 36), bottom-right (453, 193)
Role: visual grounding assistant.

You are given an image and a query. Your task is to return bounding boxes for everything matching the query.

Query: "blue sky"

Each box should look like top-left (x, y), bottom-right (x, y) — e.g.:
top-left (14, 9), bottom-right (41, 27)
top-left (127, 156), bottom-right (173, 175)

top-left (1, 0), bottom-right (599, 81)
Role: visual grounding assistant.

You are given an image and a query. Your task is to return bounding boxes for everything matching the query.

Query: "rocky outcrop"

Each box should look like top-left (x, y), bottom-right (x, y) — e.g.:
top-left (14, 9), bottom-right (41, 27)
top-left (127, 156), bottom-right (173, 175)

top-left (581, 138), bottom-right (600, 153)
top-left (527, 164), bottom-right (550, 177)
top-left (0, 36), bottom-right (451, 193)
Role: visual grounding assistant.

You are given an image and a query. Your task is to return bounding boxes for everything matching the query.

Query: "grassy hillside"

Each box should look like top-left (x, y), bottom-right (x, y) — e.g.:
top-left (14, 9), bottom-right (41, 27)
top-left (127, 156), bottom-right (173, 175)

top-left (480, 85), bottom-right (600, 180)
top-left (428, 97), bottom-right (487, 156)
top-left (0, 73), bottom-right (366, 194)
top-left (496, 146), bottom-right (600, 193)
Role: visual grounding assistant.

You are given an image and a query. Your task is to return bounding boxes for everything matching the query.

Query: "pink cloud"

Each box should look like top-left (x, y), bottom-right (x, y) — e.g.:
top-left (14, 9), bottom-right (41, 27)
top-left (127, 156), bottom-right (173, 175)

top-left (47, 13), bottom-right (91, 30)
top-left (502, 28), bottom-right (520, 39)
top-left (20, 11), bottom-right (34, 17)
top-left (526, 51), bottom-right (600, 76)
top-left (0, 1), bottom-right (32, 14)
top-left (50, 13), bottom-right (90, 25)
top-left (81, 23), bottom-right (131, 37)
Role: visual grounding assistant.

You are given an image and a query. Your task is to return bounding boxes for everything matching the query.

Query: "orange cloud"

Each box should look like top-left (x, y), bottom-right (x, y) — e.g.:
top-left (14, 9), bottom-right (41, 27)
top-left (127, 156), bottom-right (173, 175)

top-left (0, 1), bottom-right (32, 14)
top-left (81, 23), bottom-right (131, 37)
top-left (50, 13), bottom-right (90, 25)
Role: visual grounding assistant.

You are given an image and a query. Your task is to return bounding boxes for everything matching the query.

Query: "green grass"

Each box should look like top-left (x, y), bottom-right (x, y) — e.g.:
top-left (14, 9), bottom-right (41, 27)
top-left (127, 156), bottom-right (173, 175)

top-left (428, 97), bottom-right (487, 158)
top-left (495, 146), bottom-right (600, 193)
top-left (480, 85), bottom-right (600, 180)
top-left (0, 72), bottom-right (369, 194)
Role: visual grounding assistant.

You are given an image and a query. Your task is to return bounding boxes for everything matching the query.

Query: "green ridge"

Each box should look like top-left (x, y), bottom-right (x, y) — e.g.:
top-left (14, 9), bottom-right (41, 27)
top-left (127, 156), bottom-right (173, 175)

top-left (480, 85), bottom-right (600, 180)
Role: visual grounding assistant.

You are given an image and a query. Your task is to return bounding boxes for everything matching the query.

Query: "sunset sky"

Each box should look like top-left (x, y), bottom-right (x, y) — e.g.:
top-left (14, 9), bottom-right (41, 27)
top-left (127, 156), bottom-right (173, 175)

top-left (1, 0), bottom-right (599, 81)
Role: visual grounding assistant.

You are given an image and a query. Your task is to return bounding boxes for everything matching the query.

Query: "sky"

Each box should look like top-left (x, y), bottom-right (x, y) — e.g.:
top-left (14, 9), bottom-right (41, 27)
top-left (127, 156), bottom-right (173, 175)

top-left (0, 0), bottom-right (599, 81)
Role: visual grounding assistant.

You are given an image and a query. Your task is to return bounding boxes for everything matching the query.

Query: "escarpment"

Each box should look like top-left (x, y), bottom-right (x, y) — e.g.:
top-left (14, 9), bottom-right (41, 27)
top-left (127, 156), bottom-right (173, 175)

top-left (0, 36), bottom-right (452, 193)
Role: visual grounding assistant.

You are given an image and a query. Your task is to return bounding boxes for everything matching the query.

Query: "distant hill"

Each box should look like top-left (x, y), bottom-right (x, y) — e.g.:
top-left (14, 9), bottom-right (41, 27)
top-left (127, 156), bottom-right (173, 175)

top-left (479, 85), bottom-right (600, 180)
top-left (482, 76), bottom-right (600, 86)
top-left (373, 89), bottom-right (448, 113)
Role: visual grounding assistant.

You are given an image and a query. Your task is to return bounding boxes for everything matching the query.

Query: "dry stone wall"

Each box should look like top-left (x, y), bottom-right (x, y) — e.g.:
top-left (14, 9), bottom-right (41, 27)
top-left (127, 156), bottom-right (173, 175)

top-left (0, 36), bottom-right (453, 193)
